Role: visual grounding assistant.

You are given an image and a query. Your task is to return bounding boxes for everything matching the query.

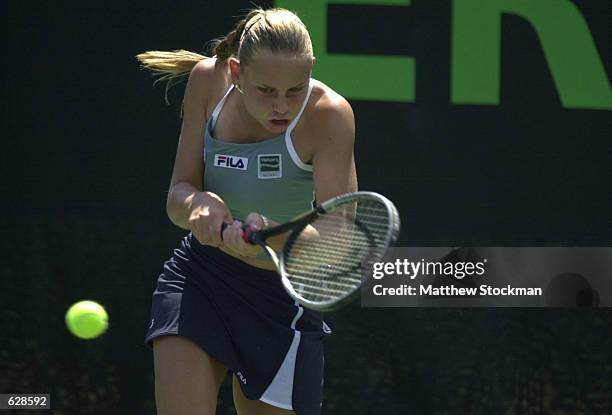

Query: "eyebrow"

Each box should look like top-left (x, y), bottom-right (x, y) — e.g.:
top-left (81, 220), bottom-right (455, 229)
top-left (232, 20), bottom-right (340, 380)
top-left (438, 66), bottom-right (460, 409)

top-left (256, 83), bottom-right (306, 90)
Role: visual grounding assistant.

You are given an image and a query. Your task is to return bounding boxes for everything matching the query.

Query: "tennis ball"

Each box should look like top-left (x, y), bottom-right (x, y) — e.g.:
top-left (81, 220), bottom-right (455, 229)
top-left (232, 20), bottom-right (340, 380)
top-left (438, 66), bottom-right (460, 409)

top-left (65, 300), bottom-right (109, 339)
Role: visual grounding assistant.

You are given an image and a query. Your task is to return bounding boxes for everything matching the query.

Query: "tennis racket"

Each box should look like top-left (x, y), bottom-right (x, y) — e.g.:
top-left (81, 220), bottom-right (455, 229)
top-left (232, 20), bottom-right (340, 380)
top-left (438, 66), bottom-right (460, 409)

top-left (221, 191), bottom-right (400, 311)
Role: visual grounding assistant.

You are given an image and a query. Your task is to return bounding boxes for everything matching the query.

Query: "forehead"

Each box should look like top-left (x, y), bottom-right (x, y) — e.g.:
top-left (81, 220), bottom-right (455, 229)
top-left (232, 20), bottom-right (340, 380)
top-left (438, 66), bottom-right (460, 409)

top-left (243, 53), bottom-right (312, 88)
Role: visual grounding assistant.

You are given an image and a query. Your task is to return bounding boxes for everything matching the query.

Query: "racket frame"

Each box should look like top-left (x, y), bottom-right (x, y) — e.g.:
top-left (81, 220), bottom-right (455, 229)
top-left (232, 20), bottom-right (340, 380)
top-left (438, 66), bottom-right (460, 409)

top-left (245, 207), bottom-right (326, 273)
top-left (276, 191), bottom-right (400, 311)
top-left (223, 191), bottom-right (400, 311)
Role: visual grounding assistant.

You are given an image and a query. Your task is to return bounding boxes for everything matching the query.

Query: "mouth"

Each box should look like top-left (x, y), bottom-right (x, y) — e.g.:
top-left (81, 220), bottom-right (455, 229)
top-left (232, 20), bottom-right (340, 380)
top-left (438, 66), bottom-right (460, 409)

top-left (269, 119), bottom-right (289, 127)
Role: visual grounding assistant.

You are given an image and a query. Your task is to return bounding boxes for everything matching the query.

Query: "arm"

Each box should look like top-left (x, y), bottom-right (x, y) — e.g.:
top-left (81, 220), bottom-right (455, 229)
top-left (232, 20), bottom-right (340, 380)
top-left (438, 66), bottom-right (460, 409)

top-left (311, 95), bottom-right (358, 203)
top-left (166, 59), bottom-right (233, 246)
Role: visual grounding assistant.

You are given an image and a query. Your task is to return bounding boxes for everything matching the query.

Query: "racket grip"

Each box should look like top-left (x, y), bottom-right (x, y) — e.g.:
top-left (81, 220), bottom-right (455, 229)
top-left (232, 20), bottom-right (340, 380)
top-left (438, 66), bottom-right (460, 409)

top-left (242, 226), bottom-right (255, 244)
top-left (219, 221), bottom-right (255, 245)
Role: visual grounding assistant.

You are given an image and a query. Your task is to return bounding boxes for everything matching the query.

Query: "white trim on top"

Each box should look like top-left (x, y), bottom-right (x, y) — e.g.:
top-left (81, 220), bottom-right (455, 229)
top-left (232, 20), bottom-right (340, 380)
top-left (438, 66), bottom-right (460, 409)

top-left (285, 133), bottom-right (313, 172)
top-left (210, 85), bottom-right (234, 130)
top-left (285, 80), bottom-right (314, 172)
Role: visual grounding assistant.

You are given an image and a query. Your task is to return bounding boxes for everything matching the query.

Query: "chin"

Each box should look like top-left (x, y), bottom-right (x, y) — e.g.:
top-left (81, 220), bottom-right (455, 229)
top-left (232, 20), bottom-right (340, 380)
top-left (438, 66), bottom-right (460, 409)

top-left (262, 119), bottom-right (290, 133)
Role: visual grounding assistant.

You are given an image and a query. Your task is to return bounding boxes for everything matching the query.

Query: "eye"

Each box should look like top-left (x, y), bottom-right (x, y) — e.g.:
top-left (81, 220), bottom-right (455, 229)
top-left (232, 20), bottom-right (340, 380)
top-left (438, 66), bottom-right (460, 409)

top-left (257, 87), bottom-right (274, 94)
top-left (288, 87), bottom-right (304, 94)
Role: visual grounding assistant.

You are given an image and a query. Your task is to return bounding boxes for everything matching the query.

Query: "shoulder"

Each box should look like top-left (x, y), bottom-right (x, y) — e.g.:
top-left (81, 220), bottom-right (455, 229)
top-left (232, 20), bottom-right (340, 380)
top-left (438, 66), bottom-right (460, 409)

top-left (305, 80), bottom-right (355, 149)
top-left (308, 79), bottom-right (354, 129)
top-left (190, 57), bottom-right (229, 84)
top-left (185, 58), bottom-right (232, 118)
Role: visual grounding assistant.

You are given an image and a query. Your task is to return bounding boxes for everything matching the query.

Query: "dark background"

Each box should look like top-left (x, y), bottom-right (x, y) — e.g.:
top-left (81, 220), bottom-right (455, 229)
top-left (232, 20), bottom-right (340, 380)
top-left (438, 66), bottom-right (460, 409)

top-left (2, 0), bottom-right (611, 414)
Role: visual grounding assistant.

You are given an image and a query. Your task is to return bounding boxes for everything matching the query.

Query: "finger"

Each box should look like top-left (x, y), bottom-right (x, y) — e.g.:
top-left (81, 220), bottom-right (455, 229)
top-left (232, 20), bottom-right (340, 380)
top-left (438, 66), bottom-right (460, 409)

top-left (232, 221), bottom-right (252, 256)
top-left (192, 218), bottom-right (208, 246)
top-left (222, 222), bottom-right (236, 246)
top-left (208, 219), bottom-right (222, 247)
top-left (239, 221), bottom-right (259, 247)
top-left (229, 220), bottom-right (243, 247)
top-left (234, 226), bottom-right (248, 251)
top-left (220, 223), bottom-right (228, 243)
top-left (219, 220), bottom-right (233, 243)
top-left (245, 212), bottom-right (264, 229)
top-left (218, 216), bottom-right (234, 245)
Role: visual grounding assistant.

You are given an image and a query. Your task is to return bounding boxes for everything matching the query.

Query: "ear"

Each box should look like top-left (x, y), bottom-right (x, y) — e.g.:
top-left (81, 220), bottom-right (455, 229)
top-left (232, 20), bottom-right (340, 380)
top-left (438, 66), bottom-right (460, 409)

top-left (229, 57), bottom-right (241, 83)
top-left (312, 56), bottom-right (317, 66)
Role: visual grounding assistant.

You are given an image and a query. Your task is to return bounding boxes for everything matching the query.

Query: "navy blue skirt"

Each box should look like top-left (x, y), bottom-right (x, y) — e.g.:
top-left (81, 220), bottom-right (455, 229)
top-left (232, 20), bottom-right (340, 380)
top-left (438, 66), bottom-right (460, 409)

top-left (144, 232), bottom-right (331, 414)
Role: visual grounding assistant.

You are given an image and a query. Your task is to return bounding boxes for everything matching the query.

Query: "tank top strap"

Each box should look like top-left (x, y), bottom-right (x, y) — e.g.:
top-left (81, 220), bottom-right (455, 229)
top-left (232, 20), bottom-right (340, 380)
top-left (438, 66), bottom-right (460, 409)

top-left (284, 79), bottom-right (314, 172)
top-left (286, 79), bottom-right (314, 135)
top-left (210, 84), bottom-right (235, 130)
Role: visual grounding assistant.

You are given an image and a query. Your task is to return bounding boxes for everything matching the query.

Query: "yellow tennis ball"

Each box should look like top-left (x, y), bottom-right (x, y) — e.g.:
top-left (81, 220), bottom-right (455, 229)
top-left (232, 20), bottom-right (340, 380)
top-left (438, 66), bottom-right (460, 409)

top-left (65, 300), bottom-right (109, 339)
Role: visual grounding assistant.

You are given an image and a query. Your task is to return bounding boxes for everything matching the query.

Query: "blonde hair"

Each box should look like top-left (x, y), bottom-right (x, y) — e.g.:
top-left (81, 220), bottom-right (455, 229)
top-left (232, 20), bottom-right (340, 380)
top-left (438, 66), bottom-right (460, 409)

top-left (136, 7), bottom-right (313, 104)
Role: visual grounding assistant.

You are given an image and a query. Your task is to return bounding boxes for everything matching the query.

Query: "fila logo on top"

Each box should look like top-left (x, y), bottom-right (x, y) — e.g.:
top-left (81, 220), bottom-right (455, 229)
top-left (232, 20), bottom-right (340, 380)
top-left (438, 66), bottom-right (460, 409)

top-left (214, 154), bottom-right (248, 170)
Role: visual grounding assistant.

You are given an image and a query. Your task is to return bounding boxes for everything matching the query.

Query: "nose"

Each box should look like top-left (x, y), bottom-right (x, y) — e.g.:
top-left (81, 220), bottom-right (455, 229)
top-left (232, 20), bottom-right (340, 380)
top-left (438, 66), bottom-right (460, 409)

top-left (272, 97), bottom-right (289, 115)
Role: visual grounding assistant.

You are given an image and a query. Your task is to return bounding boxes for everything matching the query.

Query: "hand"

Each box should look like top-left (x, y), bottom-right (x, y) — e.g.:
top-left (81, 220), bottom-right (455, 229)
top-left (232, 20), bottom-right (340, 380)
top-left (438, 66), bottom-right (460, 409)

top-left (188, 192), bottom-right (232, 247)
top-left (221, 213), bottom-right (266, 258)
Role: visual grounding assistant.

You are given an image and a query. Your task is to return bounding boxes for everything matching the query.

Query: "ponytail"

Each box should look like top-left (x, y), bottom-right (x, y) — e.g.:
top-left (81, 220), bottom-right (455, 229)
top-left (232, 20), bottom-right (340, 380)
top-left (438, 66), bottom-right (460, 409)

top-left (136, 49), bottom-right (207, 104)
top-left (135, 9), bottom-right (262, 104)
top-left (136, 7), bottom-right (312, 105)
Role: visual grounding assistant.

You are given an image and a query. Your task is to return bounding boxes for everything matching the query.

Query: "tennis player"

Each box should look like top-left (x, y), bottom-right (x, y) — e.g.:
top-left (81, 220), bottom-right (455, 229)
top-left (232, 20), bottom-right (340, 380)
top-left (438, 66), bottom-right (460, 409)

top-left (138, 7), bottom-right (357, 415)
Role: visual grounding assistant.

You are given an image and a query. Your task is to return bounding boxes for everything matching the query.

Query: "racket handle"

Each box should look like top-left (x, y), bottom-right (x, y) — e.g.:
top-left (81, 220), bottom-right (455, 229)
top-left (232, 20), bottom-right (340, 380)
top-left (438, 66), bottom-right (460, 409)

top-left (219, 221), bottom-right (255, 245)
top-left (242, 226), bottom-right (255, 244)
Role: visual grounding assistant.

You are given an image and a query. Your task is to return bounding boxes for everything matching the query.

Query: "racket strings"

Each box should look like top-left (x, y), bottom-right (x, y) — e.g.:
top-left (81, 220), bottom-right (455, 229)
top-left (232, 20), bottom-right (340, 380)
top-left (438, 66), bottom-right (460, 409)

top-left (284, 199), bottom-right (394, 303)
